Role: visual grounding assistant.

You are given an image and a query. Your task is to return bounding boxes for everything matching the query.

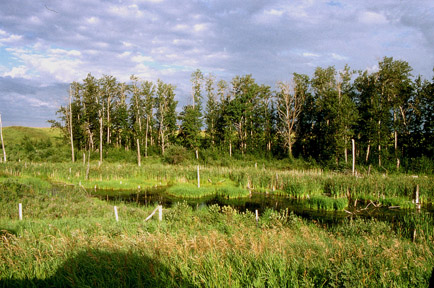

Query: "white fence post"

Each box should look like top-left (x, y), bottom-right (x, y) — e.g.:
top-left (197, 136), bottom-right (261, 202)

top-left (19, 203), bottom-right (22, 220)
top-left (114, 206), bottom-right (119, 222)
top-left (197, 166), bottom-right (200, 188)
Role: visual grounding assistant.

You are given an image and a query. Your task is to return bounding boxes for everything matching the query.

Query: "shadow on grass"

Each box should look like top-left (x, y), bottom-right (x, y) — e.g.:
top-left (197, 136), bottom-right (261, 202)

top-left (0, 228), bottom-right (17, 237)
top-left (1, 249), bottom-right (194, 287)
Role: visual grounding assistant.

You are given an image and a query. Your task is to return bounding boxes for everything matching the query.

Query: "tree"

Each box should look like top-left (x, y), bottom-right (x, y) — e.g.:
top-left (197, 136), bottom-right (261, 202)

top-left (142, 80), bottom-right (155, 158)
top-left (277, 73), bottom-right (308, 158)
top-left (311, 66), bottom-right (358, 164)
top-left (377, 57), bottom-right (413, 170)
top-left (155, 80), bottom-right (177, 155)
top-left (204, 74), bottom-right (218, 146)
top-left (129, 75), bottom-right (144, 166)
top-left (101, 75), bottom-right (117, 145)
top-left (184, 69), bottom-right (204, 158)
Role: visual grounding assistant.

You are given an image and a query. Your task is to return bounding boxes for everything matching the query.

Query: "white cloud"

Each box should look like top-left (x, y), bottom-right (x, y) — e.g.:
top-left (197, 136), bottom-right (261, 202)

top-left (49, 48), bottom-right (81, 57)
top-left (331, 53), bottom-right (348, 61)
top-left (193, 23), bottom-right (208, 33)
top-left (0, 33), bottom-right (23, 44)
top-left (86, 17), bottom-right (99, 24)
top-left (2, 66), bottom-right (31, 79)
top-left (16, 94), bottom-right (56, 108)
top-left (131, 54), bottom-right (154, 63)
top-left (108, 4), bottom-right (143, 18)
top-left (5, 46), bottom-right (84, 83)
top-left (302, 52), bottom-right (320, 58)
top-left (359, 11), bottom-right (388, 25)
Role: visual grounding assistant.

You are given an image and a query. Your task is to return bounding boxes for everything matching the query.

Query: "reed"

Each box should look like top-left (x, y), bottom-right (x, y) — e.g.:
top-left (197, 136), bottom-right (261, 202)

top-left (1, 176), bottom-right (433, 287)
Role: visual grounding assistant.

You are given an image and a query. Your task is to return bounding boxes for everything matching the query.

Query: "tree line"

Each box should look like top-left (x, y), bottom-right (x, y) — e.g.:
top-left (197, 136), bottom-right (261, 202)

top-left (51, 56), bottom-right (434, 170)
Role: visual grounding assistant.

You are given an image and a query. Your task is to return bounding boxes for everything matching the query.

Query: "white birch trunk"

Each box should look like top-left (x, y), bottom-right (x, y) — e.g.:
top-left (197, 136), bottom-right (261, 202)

top-left (69, 87), bottom-right (75, 162)
top-left (137, 138), bottom-right (141, 167)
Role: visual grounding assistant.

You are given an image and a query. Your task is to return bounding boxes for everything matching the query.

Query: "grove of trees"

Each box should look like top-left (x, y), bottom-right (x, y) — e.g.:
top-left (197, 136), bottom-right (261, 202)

top-left (51, 57), bottom-right (434, 171)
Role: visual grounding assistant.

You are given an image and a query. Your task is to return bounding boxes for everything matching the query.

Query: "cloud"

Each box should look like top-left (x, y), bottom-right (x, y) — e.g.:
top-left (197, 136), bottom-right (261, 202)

top-left (303, 52), bottom-right (320, 58)
top-left (358, 11), bottom-right (388, 25)
top-left (0, 0), bottom-right (434, 126)
top-left (2, 66), bottom-right (30, 79)
top-left (5, 46), bottom-right (84, 83)
top-left (331, 53), bottom-right (348, 61)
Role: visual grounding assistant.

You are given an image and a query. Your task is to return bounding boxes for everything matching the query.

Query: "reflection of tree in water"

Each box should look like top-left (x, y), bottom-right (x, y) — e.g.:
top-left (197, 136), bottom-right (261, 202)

top-left (1, 249), bottom-right (193, 287)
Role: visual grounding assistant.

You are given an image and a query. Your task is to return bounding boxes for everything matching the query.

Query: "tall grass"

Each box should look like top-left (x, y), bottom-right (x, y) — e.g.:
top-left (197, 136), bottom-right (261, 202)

top-left (1, 160), bottom-right (433, 210)
top-left (1, 176), bottom-right (433, 287)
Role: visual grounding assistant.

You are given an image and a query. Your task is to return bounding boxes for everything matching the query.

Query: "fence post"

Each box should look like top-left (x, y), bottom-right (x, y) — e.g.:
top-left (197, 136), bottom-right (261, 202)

top-left (19, 203), bottom-right (22, 220)
top-left (197, 165), bottom-right (200, 188)
top-left (158, 205), bottom-right (162, 221)
top-left (114, 206), bottom-right (119, 222)
top-left (255, 209), bottom-right (259, 225)
top-left (415, 185), bottom-right (420, 210)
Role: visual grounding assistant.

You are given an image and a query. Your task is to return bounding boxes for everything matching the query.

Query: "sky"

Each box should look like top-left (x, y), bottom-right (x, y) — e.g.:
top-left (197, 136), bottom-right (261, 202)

top-left (0, 0), bottom-right (433, 127)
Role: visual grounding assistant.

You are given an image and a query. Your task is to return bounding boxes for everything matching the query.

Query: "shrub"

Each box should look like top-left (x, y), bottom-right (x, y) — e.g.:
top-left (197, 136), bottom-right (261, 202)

top-left (163, 145), bottom-right (189, 164)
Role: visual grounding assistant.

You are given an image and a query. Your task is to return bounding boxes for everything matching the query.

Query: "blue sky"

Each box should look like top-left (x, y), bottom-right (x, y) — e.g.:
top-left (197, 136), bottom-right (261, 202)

top-left (0, 0), bottom-right (433, 127)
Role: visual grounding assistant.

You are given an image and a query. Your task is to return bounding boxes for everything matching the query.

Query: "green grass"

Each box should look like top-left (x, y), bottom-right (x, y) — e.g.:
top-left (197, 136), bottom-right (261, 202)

top-left (2, 126), bottom-right (62, 146)
top-left (166, 183), bottom-right (250, 198)
top-left (306, 195), bottom-right (349, 211)
top-left (0, 177), bottom-right (433, 287)
top-left (1, 160), bottom-right (433, 210)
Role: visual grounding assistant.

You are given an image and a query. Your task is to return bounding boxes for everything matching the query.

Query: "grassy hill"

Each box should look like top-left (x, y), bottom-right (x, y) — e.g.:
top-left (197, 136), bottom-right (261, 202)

top-left (2, 126), bottom-right (64, 147)
top-left (1, 126), bottom-right (67, 162)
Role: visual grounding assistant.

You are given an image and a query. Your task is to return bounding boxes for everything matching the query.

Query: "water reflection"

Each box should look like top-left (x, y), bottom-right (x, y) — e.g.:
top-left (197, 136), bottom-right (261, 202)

top-left (91, 186), bottom-right (434, 225)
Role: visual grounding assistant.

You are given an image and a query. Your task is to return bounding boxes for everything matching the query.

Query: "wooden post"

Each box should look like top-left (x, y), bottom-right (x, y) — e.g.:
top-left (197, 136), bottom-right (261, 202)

top-left (114, 206), bottom-right (119, 222)
top-left (415, 184), bottom-right (420, 210)
top-left (0, 113), bottom-right (6, 162)
top-left (197, 165), bottom-right (200, 188)
top-left (255, 210), bottom-right (259, 225)
top-left (352, 139), bottom-right (355, 176)
top-left (19, 203), bottom-right (22, 220)
top-left (158, 205), bottom-right (162, 221)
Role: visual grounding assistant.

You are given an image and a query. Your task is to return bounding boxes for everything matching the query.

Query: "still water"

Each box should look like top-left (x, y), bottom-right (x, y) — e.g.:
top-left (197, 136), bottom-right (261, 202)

top-left (91, 186), bottom-right (434, 225)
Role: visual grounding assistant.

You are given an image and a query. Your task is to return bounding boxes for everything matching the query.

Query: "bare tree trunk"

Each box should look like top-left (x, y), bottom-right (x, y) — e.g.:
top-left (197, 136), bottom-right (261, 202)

top-left (137, 138), bottom-right (141, 167)
top-left (106, 95), bottom-right (111, 144)
top-left (288, 133), bottom-right (293, 158)
top-left (0, 113), bottom-right (6, 162)
top-left (365, 143), bottom-right (370, 163)
top-left (394, 111), bottom-right (399, 171)
top-left (344, 137), bottom-right (348, 164)
top-left (352, 139), bottom-right (355, 176)
top-left (69, 87), bottom-right (75, 162)
top-left (99, 109), bottom-right (103, 166)
top-left (161, 130), bottom-right (165, 155)
top-left (86, 149), bottom-right (90, 180)
top-left (378, 144), bottom-right (381, 167)
top-left (145, 115), bottom-right (149, 158)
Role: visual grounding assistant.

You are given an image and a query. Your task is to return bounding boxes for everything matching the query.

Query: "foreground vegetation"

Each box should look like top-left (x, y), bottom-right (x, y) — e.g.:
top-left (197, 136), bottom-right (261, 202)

top-left (1, 127), bottom-right (434, 286)
top-left (1, 175), bottom-right (433, 287)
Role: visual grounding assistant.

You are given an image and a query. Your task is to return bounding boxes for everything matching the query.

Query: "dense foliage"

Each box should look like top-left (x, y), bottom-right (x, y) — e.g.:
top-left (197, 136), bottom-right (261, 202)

top-left (50, 57), bottom-right (434, 171)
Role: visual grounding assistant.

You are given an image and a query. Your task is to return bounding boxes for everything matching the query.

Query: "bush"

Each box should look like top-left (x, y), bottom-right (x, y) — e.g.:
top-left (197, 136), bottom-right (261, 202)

top-left (163, 145), bottom-right (190, 164)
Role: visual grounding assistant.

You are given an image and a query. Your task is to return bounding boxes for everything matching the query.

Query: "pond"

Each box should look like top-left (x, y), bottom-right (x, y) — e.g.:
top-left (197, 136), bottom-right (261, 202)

top-left (90, 186), bottom-right (434, 226)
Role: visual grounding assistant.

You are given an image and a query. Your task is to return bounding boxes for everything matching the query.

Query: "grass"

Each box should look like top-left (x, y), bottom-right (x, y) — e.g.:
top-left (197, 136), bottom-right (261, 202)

top-left (1, 159), bottom-right (433, 211)
top-left (2, 126), bottom-right (62, 146)
top-left (0, 177), bottom-right (433, 287)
